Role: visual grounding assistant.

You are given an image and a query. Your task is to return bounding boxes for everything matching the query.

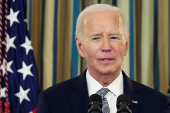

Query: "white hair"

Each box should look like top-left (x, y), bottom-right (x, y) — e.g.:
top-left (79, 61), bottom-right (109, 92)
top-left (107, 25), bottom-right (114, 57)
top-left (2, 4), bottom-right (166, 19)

top-left (75, 4), bottom-right (129, 41)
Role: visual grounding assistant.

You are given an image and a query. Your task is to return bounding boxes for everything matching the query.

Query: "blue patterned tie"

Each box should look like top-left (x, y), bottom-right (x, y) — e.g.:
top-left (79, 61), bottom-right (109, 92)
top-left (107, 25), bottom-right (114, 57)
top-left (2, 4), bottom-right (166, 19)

top-left (98, 88), bottom-right (110, 113)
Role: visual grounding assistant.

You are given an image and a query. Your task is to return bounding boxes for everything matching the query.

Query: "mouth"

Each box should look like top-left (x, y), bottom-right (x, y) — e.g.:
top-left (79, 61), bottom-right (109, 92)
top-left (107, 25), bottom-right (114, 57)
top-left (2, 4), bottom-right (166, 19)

top-left (99, 58), bottom-right (115, 62)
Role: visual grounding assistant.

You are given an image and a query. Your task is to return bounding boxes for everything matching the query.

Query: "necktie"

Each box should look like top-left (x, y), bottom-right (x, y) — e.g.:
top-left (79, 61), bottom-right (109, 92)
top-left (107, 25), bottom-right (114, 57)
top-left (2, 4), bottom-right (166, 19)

top-left (98, 88), bottom-right (110, 113)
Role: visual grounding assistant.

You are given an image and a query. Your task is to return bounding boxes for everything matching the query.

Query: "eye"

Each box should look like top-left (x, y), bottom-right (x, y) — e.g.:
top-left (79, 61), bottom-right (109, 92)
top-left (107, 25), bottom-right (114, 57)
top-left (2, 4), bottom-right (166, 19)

top-left (92, 37), bottom-right (100, 41)
top-left (110, 37), bottom-right (117, 39)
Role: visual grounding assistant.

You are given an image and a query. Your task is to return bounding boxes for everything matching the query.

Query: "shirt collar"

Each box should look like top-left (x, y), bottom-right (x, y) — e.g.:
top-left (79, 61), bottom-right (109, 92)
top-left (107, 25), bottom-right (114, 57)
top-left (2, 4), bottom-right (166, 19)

top-left (86, 69), bottom-right (123, 97)
top-left (107, 71), bottom-right (123, 97)
top-left (86, 69), bottom-right (103, 97)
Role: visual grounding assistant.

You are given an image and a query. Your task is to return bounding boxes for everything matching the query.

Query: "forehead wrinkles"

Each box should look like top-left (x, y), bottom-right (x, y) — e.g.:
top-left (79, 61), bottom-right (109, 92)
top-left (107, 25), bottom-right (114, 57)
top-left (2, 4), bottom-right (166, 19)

top-left (83, 14), bottom-right (124, 36)
top-left (82, 17), bottom-right (91, 37)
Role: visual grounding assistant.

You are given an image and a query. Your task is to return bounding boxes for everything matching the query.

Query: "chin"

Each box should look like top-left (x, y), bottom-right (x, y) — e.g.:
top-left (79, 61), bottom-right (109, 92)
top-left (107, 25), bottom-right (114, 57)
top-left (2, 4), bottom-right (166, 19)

top-left (99, 67), bottom-right (120, 75)
top-left (99, 70), bottom-right (114, 75)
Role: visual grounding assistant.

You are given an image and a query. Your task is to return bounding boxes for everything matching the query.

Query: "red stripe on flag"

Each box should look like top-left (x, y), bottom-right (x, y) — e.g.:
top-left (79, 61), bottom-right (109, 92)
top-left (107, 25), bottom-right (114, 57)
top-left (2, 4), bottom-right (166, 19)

top-left (32, 108), bottom-right (37, 113)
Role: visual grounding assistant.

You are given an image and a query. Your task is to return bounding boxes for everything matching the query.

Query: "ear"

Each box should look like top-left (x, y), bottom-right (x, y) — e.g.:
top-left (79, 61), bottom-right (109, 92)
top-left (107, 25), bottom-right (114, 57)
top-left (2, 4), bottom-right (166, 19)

top-left (76, 38), bottom-right (85, 58)
top-left (124, 38), bottom-right (129, 56)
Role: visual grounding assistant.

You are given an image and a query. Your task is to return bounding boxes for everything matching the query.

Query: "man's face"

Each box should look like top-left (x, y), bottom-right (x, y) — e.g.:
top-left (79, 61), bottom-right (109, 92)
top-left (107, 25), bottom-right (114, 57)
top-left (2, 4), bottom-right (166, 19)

top-left (76, 11), bottom-right (128, 77)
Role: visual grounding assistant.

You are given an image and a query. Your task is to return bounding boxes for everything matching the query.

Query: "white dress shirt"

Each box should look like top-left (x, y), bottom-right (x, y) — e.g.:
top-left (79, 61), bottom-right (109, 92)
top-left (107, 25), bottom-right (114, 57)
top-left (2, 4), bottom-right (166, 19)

top-left (86, 69), bottom-right (123, 113)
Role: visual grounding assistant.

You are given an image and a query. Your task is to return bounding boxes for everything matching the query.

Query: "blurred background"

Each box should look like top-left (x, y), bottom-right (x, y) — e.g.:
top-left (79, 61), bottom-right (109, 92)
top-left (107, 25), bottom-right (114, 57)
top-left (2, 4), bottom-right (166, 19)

top-left (5, 0), bottom-right (170, 112)
top-left (28, 0), bottom-right (170, 96)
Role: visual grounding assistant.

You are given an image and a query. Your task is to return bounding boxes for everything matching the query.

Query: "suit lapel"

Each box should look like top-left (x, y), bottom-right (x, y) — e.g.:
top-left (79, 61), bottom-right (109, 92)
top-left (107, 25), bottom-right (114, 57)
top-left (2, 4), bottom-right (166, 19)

top-left (68, 70), bottom-right (142, 113)
top-left (69, 70), bottom-right (89, 113)
top-left (123, 71), bottom-right (142, 113)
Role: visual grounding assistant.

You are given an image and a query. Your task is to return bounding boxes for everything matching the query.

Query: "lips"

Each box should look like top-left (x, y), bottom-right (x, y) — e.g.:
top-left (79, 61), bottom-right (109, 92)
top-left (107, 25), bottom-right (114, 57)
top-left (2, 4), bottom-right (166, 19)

top-left (99, 58), bottom-right (115, 61)
top-left (103, 59), bottom-right (110, 61)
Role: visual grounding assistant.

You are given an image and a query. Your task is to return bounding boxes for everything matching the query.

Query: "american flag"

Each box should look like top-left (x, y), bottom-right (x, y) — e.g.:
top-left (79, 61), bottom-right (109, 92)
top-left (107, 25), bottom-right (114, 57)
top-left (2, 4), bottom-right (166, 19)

top-left (0, 0), bottom-right (39, 112)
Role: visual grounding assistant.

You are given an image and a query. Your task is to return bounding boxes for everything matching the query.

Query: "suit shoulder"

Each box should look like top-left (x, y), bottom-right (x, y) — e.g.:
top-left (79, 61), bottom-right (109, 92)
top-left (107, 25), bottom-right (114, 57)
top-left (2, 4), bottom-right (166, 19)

top-left (130, 80), bottom-right (170, 112)
top-left (131, 80), bottom-right (168, 98)
top-left (42, 76), bottom-right (79, 96)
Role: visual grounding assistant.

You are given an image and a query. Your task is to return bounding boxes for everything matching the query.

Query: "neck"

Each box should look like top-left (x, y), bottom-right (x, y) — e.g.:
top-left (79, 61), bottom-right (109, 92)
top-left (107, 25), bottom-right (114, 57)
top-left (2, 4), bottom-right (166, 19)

top-left (88, 70), bottom-right (121, 87)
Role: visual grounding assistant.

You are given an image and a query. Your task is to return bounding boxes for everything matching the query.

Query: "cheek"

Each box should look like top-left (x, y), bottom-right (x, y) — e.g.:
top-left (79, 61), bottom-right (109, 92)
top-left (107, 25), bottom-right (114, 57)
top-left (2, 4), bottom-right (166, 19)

top-left (114, 43), bottom-right (126, 56)
top-left (82, 46), bottom-right (93, 58)
top-left (83, 44), bottom-right (98, 59)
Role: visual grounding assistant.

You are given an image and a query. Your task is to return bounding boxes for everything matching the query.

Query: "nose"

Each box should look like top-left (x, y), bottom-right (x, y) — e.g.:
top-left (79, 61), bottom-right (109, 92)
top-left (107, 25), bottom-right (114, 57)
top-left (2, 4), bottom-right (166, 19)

top-left (101, 38), bottom-right (111, 52)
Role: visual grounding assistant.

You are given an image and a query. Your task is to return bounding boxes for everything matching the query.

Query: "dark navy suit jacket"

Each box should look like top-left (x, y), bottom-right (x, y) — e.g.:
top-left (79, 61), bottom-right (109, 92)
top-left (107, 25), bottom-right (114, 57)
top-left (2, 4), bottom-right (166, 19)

top-left (36, 70), bottom-right (170, 113)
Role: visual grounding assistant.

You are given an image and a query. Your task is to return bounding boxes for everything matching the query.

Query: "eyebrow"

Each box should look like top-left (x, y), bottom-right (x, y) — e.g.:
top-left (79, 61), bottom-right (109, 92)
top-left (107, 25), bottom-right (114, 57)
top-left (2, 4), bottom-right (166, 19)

top-left (91, 33), bottom-right (103, 37)
top-left (90, 32), bottom-right (121, 37)
top-left (110, 33), bottom-right (120, 36)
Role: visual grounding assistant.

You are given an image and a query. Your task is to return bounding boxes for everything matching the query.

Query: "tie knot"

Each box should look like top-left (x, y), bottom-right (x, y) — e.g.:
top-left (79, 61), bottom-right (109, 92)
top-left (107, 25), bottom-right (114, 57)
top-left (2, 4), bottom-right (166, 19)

top-left (98, 88), bottom-right (110, 98)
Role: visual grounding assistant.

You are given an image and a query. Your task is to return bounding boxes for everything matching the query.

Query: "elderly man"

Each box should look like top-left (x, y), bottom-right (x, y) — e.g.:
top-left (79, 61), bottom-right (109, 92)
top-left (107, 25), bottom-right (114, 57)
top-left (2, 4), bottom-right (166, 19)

top-left (36, 4), bottom-right (170, 113)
